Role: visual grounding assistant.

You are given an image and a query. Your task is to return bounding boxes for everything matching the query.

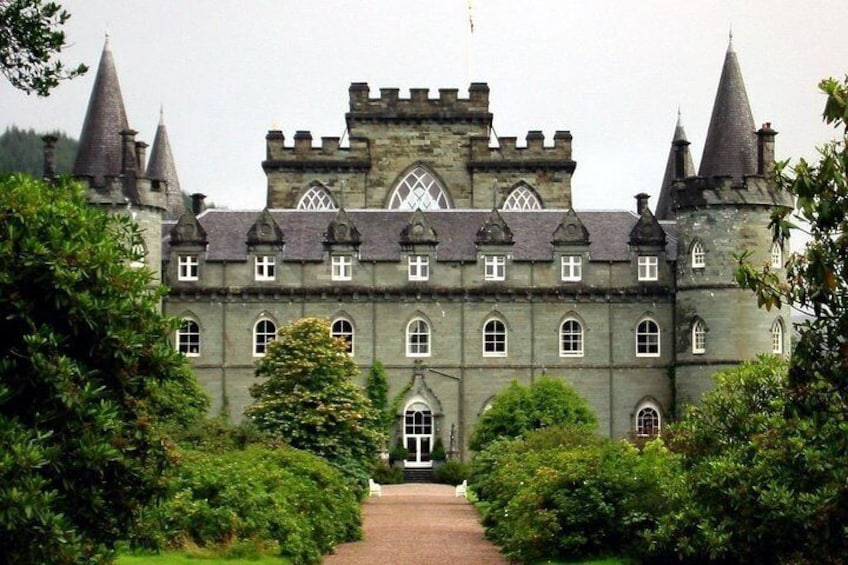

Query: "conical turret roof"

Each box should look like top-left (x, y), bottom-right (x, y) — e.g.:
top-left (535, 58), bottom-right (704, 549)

top-left (698, 38), bottom-right (757, 181)
top-left (655, 111), bottom-right (696, 220)
top-left (148, 108), bottom-right (185, 220)
top-left (73, 36), bottom-right (129, 180)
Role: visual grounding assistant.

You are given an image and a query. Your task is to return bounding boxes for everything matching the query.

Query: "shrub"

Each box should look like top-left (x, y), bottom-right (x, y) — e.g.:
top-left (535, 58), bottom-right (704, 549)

top-left (433, 460), bottom-right (469, 485)
top-left (371, 460), bottom-right (404, 484)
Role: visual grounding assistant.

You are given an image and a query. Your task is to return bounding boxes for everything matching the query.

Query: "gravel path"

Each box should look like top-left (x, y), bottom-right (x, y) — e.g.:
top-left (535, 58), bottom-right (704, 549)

top-left (323, 483), bottom-right (508, 565)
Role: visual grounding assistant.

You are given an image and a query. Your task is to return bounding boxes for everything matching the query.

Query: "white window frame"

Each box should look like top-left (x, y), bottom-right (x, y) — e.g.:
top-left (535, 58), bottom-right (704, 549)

top-left (771, 319), bottom-right (784, 354)
top-left (691, 241), bottom-right (705, 269)
top-left (637, 256), bottom-right (658, 281)
top-left (484, 255), bottom-right (506, 281)
top-left (559, 319), bottom-right (584, 357)
top-left (501, 185), bottom-right (542, 210)
top-left (331, 255), bottom-right (352, 281)
top-left (254, 255), bottom-right (276, 281)
top-left (636, 318), bottom-right (660, 357)
top-left (331, 318), bottom-right (355, 355)
top-left (177, 319), bottom-right (200, 357)
top-left (408, 255), bottom-right (430, 281)
top-left (253, 319), bottom-right (277, 357)
top-left (482, 319), bottom-right (507, 357)
top-left (297, 185), bottom-right (338, 210)
top-left (561, 255), bottom-right (583, 282)
top-left (636, 403), bottom-right (661, 437)
top-left (406, 318), bottom-right (431, 357)
top-left (692, 319), bottom-right (706, 354)
top-left (388, 166), bottom-right (451, 210)
top-left (178, 255), bottom-right (199, 281)
top-left (770, 241), bottom-right (783, 269)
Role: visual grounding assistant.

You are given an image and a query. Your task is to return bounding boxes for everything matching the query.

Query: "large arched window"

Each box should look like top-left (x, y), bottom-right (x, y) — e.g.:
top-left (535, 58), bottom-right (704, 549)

top-left (406, 318), bottom-right (431, 357)
top-left (331, 317), bottom-right (354, 355)
top-left (177, 318), bottom-right (200, 357)
top-left (635, 402), bottom-right (661, 437)
top-left (482, 318), bottom-right (507, 357)
top-left (771, 319), bottom-right (784, 354)
top-left (636, 318), bottom-right (660, 357)
top-left (692, 318), bottom-right (706, 354)
top-left (559, 318), bottom-right (584, 357)
top-left (388, 166), bottom-right (451, 210)
top-left (253, 319), bottom-right (277, 357)
top-left (297, 185), bottom-right (337, 210)
top-left (501, 183), bottom-right (542, 210)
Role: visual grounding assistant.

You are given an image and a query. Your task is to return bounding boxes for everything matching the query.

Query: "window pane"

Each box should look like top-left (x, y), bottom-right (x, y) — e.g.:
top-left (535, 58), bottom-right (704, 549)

top-left (388, 167), bottom-right (451, 210)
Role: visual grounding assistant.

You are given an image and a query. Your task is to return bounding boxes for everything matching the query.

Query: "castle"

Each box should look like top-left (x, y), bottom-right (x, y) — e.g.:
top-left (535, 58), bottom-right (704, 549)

top-left (64, 37), bottom-right (791, 463)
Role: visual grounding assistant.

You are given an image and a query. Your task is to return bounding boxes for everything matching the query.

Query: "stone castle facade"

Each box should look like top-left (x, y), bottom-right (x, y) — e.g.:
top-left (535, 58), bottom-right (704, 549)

top-left (67, 38), bottom-right (791, 462)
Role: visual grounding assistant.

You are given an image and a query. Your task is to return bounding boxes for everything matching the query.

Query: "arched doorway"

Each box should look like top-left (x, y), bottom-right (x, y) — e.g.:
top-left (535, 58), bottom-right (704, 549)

top-left (404, 401), bottom-right (433, 468)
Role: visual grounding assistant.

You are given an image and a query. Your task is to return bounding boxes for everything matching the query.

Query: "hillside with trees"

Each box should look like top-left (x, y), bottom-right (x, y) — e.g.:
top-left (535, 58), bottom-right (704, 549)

top-left (0, 125), bottom-right (78, 176)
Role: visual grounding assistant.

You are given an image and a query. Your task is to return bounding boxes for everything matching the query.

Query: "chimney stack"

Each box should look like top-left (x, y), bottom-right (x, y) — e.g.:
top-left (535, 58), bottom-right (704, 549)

top-left (120, 129), bottom-right (138, 175)
top-left (756, 122), bottom-right (777, 176)
top-left (135, 141), bottom-right (148, 176)
top-left (635, 193), bottom-right (651, 215)
top-left (673, 138), bottom-right (691, 180)
top-left (191, 193), bottom-right (206, 215)
top-left (42, 135), bottom-right (57, 180)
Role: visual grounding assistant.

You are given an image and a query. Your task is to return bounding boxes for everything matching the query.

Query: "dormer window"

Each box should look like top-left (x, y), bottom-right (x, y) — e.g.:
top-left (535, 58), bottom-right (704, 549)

top-left (255, 255), bottom-right (276, 281)
top-left (484, 255), bottom-right (506, 281)
top-left (178, 255), bottom-right (199, 281)
top-left (331, 255), bottom-right (352, 281)
top-left (408, 255), bottom-right (430, 281)
top-left (637, 256), bottom-right (658, 281)
top-left (561, 255), bottom-right (582, 282)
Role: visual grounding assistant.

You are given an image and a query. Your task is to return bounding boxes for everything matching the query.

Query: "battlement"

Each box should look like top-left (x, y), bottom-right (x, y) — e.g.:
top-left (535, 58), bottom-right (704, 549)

top-left (263, 129), bottom-right (371, 171)
top-left (346, 82), bottom-right (492, 122)
top-left (468, 130), bottom-right (575, 171)
top-left (673, 174), bottom-right (793, 210)
top-left (82, 174), bottom-right (167, 212)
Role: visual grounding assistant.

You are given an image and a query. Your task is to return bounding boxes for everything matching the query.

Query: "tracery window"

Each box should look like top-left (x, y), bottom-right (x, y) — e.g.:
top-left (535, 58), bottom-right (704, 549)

top-left (770, 241), bottom-right (783, 269)
top-left (771, 319), bottom-right (784, 354)
top-left (501, 184), bottom-right (542, 210)
top-left (692, 318), bottom-right (706, 354)
top-left (406, 318), bottom-right (431, 357)
top-left (253, 319), bottom-right (277, 356)
top-left (636, 404), bottom-right (661, 437)
top-left (331, 318), bottom-right (354, 355)
top-left (559, 319), bottom-right (584, 357)
top-left (388, 167), bottom-right (451, 210)
top-left (636, 318), bottom-right (660, 357)
top-left (482, 319), bottom-right (507, 357)
top-left (297, 185), bottom-right (337, 210)
top-left (691, 241), bottom-right (705, 268)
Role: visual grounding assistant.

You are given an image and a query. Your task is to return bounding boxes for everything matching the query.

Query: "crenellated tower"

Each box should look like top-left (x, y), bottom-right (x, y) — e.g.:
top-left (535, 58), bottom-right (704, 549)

top-left (672, 39), bottom-right (793, 404)
top-left (72, 37), bottom-right (167, 282)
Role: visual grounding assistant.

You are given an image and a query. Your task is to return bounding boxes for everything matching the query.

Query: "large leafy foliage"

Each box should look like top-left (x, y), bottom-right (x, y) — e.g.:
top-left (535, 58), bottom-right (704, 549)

top-left (246, 317), bottom-right (383, 474)
top-left (0, 174), bottom-right (208, 563)
top-left (0, 0), bottom-right (87, 95)
top-left (469, 376), bottom-right (596, 452)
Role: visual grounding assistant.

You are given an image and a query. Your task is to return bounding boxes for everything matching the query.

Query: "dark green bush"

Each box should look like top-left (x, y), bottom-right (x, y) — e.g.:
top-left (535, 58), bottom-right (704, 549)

top-left (433, 460), bottom-right (469, 485)
top-left (371, 460), bottom-right (404, 484)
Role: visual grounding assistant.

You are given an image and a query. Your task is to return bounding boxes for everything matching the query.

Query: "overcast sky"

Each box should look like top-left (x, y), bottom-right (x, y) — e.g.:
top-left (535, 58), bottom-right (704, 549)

top-left (3, 1), bottom-right (847, 213)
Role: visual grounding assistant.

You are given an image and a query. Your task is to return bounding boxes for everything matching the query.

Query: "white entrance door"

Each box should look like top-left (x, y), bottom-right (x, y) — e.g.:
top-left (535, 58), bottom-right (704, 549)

top-left (404, 402), bottom-right (433, 468)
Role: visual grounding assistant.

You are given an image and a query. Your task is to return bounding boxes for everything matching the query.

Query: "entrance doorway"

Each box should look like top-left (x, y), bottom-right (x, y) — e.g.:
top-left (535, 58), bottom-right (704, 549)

top-left (404, 401), bottom-right (432, 468)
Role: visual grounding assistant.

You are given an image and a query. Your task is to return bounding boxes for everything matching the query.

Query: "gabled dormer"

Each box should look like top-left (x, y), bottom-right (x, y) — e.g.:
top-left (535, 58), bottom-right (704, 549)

top-left (552, 208), bottom-right (590, 283)
top-left (629, 194), bottom-right (667, 283)
top-left (323, 208), bottom-right (360, 282)
top-left (476, 209), bottom-right (514, 282)
top-left (400, 209), bottom-right (439, 283)
top-left (247, 209), bottom-right (285, 283)
top-left (169, 208), bottom-right (207, 284)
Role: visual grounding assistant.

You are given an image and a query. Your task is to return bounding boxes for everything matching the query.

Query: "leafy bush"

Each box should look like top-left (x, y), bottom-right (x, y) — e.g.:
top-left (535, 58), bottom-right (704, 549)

top-left (144, 443), bottom-right (361, 565)
top-left (469, 377), bottom-right (596, 452)
top-left (472, 425), bottom-right (676, 563)
top-left (433, 460), bottom-right (469, 485)
top-left (371, 460), bottom-right (404, 484)
top-left (0, 175), bottom-right (208, 563)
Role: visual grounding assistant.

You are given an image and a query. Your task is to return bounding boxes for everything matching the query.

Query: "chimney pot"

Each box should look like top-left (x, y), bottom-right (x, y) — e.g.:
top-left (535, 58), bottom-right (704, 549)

top-left (42, 135), bottom-right (57, 180)
top-left (191, 193), bottom-right (206, 215)
top-left (635, 193), bottom-right (650, 215)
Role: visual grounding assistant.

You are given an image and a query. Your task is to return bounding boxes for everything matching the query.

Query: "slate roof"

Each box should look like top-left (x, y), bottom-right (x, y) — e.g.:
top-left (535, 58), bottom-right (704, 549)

top-left (168, 209), bottom-right (677, 263)
top-left (148, 109), bottom-right (186, 220)
top-left (698, 39), bottom-right (757, 181)
top-left (73, 37), bottom-right (129, 180)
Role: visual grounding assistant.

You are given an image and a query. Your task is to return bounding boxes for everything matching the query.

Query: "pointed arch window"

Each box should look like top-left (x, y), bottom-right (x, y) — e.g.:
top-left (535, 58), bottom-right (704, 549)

top-left (691, 240), bottom-right (705, 268)
top-left (331, 318), bottom-right (354, 355)
top-left (771, 319), bottom-right (784, 354)
top-left (177, 318), bottom-right (200, 357)
top-left (297, 185), bottom-right (337, 210)
top-left (692, 318), bottom-right (706, 354)
top-left (254, 319), bottom-right (277, 356)
top-left (636, 318), bottom-right (660, 357)
top-left (388, 167), bottom-right (451, 210)
top-left (636, 402), bottom-right (661, 437)
top-left (560, 318), bottom-right (584, 357)
top-left (502, 184), bottom-right (542, 210)
top-left (482, 318), bottom-right (507, 357)
top-left (406, 318), bottom-right (431, 357)
top-left (770, 241), bottom-right (783, 269)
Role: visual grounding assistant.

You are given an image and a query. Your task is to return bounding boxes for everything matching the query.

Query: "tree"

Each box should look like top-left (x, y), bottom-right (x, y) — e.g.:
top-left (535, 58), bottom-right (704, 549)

top-left (0, 125), bottom-right (78, 176)
top-left (0, 174), bottom-right (209, 563)
top-left (246, 317), bottom-right (383, 473)
top-left (469, 377), bottom-right (597, 452)
top-left (0, 0), bottom-right (87, 96)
